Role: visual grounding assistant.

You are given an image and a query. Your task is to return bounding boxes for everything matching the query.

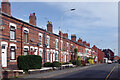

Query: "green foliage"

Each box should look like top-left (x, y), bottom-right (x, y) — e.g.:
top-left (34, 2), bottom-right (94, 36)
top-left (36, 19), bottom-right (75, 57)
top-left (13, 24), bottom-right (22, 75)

top-left (52, 61), bottom-right (61, 67)
top-left (88, 59), bottom-right (94, 64)
top-left (69, 60), bottom-right (77, 65)
top-left (85, 57), bottom-right (93, 63)
top-left (17, 55), bottom-right (42, 72)
top-left (74, 48), bottom-right (78, 53)
top-left (76, 56), bottom-right (82, 66)
top-left (44, 62), bottom-right (52, 67)
top-left (99, 60), bottom-right (103, 63)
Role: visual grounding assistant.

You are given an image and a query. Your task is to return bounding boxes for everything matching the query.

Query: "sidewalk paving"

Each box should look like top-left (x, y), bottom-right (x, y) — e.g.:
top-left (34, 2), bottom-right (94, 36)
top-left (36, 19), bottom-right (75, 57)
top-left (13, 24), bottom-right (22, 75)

top-left (23, 63), bottom-right (102, 78)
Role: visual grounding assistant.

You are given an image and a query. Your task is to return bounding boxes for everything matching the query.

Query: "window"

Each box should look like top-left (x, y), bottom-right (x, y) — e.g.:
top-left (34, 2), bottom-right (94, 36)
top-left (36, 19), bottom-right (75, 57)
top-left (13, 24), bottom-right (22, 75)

top-left (39, 50), bottom-right (42, 57)
top-left (61, 41), bottom-right (62, 51)
top-left (24, 30), bottom-right (28, 43)
top-left (10, 26), bottom-right (15, 40)
top-left (39, 35), bottom-right (42, 45)
top-left (67, 43), bottom-right (69, 50)
top-left (56, 39), bottom-right (58, 49)
top-left (56, 53), bottom-right (58, 61)
top-left (71, 45), bottom-right (73, 51)
top-left (47, 36), bottom-right (50, 47)
top-left (24, 48), bottom-right (28, 55)
top-left (10, 46), bottom-right (16, 60)
top-left (47, 51), bottom-right (49, 61)
top-left (67, 54), bottom-right (69, 61)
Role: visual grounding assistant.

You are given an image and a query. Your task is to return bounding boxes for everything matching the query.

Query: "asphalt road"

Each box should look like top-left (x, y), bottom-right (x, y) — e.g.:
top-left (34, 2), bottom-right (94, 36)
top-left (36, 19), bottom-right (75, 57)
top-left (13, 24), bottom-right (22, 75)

top-left (21, 63), bottom-right (120, 80)
top-left (51, 63), bottom-right (120, 80)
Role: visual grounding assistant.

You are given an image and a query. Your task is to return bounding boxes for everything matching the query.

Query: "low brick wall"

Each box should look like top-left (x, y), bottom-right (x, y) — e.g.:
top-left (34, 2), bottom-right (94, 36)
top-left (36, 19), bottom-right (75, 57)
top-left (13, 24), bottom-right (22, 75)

top-left (2, 70), bottom-right (24, 78)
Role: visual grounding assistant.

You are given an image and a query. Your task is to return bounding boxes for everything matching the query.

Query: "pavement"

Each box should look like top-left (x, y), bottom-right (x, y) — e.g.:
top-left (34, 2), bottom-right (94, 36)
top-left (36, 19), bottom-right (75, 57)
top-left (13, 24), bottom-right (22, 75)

top-left (11, 63), bottom-right (120, 80)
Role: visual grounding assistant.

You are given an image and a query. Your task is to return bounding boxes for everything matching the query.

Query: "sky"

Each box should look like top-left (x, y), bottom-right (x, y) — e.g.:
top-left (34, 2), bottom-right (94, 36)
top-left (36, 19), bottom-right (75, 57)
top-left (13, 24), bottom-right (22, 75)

top-left (0, 0), bottom-right (118, 56)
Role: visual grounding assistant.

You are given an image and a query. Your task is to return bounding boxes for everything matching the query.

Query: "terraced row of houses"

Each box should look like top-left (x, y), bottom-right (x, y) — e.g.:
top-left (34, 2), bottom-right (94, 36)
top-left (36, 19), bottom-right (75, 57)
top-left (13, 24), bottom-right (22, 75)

top-left (0, 0), bottom-right (104, 70)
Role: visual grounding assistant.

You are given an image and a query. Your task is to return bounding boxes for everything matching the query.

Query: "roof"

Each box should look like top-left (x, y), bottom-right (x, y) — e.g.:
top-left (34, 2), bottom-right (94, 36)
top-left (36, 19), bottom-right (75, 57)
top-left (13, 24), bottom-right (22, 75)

top-left (0, 12), bottom-right (91, 49)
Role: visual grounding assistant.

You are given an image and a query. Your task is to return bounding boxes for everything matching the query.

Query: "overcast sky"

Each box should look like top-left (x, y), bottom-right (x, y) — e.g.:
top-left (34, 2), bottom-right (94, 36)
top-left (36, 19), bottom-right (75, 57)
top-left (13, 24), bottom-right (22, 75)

top-left (0, 0), bottom-right (118, 56)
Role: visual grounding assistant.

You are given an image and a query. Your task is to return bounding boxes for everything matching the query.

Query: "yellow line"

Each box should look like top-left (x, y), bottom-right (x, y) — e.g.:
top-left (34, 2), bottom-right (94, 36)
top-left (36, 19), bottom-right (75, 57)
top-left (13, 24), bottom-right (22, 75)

top-left (105, 66), bottom-right (116, 80)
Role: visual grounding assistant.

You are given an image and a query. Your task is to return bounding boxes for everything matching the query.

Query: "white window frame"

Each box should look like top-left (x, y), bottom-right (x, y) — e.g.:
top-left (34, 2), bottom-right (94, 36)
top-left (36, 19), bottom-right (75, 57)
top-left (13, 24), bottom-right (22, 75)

top-left (61, 40), bottom-right (63, 51)
top-left (67, 42), bottom-right (69, 51)
top-left (9, 23), bottom-right (17, 41)
top-left (10, 43), bottom-right (17, 60)
top-left (56, 39), bottom-right (58, 49)
top-left (47, 50), bottom-right (49, 62)
top-left (47, 35), bottom-right (50, 48)
top-left (39, 33), bottom-right (43, 47)
top-left (39, 48), bottom-right (43, 58)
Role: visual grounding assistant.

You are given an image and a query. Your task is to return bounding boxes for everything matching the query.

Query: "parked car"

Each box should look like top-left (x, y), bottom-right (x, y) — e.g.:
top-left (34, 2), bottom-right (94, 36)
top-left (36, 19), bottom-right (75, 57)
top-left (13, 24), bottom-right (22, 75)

top-left (107, 60), bottom-right (112, 64)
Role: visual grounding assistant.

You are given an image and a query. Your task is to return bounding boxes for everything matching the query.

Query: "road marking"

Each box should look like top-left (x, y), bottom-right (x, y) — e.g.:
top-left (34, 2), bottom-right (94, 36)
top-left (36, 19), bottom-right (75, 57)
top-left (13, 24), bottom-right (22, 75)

top-left (105, 66), bottom-right (116, 80)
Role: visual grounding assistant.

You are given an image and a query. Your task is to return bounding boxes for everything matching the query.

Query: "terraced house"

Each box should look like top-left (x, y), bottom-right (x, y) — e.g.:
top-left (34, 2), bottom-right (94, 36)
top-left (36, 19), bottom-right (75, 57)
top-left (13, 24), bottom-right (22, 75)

top-left (0, 0), bottom-right (101, 70)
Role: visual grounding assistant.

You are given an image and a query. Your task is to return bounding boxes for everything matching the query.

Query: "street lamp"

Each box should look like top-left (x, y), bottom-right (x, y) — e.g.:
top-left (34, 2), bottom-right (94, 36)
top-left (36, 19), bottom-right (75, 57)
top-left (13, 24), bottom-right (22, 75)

top-left (59, 8), bottom-right (76, 63)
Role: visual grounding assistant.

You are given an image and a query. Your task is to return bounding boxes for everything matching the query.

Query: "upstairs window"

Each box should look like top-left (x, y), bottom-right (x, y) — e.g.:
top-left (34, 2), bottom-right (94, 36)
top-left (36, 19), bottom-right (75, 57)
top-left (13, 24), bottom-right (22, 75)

top-left (39, 33), bottom-right (43, 46)
top-left (24, 30), bottom-right (28, 43)
top-left (71, 45), bottom-right (73, 52)
top-left (39, 35), bottom-right (42, 45)
top-left (10, 26), bottom-right (15, 40)
top-left (61, 41), bottom-right (63, 51)
top-left (47, 36), bottom-right (50, 47)
top-left (67, 43), bottom-right (69, 50)
top-left (56, 39), bottom-right (58, 49)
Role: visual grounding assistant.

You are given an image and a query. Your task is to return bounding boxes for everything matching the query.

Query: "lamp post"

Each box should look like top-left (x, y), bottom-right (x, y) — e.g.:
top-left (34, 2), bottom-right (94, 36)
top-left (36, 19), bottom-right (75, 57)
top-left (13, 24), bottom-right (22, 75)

top-left (59, 8), bottom-right (75, 63)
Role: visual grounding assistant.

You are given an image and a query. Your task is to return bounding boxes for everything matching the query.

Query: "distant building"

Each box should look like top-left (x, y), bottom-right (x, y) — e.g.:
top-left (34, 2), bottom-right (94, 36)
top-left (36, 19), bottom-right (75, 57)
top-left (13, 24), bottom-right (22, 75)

top-left (92, 45), bottom-right (105, 63)
top-left (102, 49), bottom-right (114, 61)
top-left (114, 56), bottom-right (119, 61)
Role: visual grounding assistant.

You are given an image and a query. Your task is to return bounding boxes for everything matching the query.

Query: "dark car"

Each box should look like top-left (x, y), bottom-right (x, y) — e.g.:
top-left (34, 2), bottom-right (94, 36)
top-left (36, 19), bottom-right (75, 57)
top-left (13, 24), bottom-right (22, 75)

top-left (118, 59), bottom-right (120, 64)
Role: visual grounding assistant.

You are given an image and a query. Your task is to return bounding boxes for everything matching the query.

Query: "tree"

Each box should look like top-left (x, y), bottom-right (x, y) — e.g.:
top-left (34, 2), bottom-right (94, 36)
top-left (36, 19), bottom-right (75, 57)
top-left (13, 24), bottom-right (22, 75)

top-left (74, 48), bottom-right (78, 60)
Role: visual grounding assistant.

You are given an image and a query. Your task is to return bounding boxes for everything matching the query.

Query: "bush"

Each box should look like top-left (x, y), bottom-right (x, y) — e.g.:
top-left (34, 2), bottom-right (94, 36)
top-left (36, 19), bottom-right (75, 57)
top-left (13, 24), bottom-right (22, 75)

top-left (76, 56), bottom-right (82, 66)
top-left (69, 60), bottom-right (77, 65)
top-left (44, 62), bottom-right (52, 67)
top-left (52, 61), bottom-right (61, 67)
top-left (81, 60), bottom-right (86, 66)
top-left (99, 60), bottom-right (103, 63)
top-left (17, 55), bottom-right (42, 72)
top-left (85, 57), bottom-right (93, 63)
top-left (88, 59), bottom-right (94, 64)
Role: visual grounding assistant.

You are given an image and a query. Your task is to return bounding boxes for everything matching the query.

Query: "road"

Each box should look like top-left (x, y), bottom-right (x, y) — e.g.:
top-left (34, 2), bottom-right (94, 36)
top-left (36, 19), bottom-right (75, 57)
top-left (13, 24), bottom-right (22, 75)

top-left (51, 63), bottom-right (120, 80)
top-left (23, 63), bottom-right (120, 80)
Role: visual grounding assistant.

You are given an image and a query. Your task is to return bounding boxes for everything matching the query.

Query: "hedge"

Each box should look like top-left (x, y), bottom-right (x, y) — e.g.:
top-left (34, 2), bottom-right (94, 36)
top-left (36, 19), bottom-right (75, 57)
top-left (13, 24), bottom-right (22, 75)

top-left (17, 55), bottom-right (42, 71)
top-left (52, 61), bottom-right (61, 67)
top-left (44, 62), bottom-right (52, 67)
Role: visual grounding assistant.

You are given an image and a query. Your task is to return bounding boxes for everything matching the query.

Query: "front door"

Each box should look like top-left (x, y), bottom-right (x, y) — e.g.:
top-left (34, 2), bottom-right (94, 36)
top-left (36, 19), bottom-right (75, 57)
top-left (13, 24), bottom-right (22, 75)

top-left (1, 44), bottom-right (7, 67)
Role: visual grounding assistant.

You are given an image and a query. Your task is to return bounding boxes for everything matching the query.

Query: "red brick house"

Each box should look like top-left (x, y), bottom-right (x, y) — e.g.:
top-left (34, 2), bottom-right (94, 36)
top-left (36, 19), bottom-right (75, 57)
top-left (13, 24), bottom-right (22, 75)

top-left (92, 45), bottom-right (104, 63)
top-left (0, 0), bottom-right (98, 71)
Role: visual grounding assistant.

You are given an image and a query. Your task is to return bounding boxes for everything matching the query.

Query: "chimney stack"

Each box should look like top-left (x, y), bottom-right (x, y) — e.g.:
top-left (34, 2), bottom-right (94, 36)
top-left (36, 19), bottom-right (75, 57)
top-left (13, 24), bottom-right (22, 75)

top-left (1, 0), bottom-right (11, 15)
top-left (29, 13), bottom-right (36, 26)
top-left (71, 34), bottom-right (76, 41)
top-left (47, 21), bottom-right (53, 33)
top-left (83, 41), bottom-right (87, 45)
top-left (78, 38), bottom-right (82, 44)
top-left (63, 33), bottom-right (68, 39)
top-left (86, 43), bottom-right (90, 47)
